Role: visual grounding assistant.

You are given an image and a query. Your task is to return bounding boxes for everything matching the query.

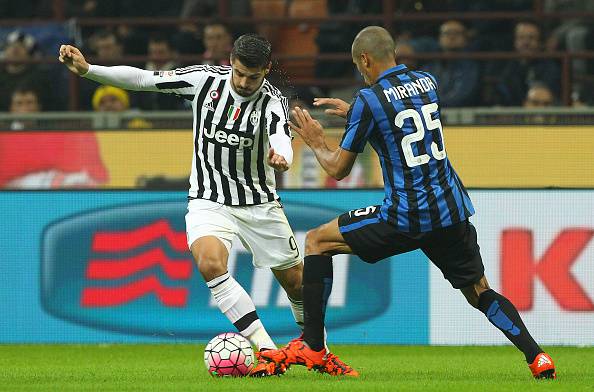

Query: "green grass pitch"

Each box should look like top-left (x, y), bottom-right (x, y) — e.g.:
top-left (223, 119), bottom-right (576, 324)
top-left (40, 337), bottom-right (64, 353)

top-left (1, 345), bottom-right (593, 391)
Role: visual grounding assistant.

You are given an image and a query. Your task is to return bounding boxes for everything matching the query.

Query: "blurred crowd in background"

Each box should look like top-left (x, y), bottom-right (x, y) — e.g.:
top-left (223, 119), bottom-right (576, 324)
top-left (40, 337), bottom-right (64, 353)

top-left (1, 0), bottom-right (594, 116)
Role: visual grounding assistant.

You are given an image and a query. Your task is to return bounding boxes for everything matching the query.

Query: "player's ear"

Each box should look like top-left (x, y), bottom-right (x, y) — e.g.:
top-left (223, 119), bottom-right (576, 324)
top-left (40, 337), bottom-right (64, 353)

top-left (264, 61), bottom-right (272, 75)
top-left (362, 53), bottom-right (370, 68)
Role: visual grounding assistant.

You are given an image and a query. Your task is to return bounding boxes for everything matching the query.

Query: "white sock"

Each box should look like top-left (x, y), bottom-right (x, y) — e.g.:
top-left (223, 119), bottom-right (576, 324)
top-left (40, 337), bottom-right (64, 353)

top-left (207, 272), bottom-right (276, 351)
top-left (288, 296), bottom-right (304, 330)
top-left (247, 325), bottom-right (277, 351)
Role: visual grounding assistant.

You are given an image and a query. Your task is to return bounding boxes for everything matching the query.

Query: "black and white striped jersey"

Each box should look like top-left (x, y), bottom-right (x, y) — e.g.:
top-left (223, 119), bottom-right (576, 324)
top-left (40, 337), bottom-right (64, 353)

top-left (151, 65), bottom-right (291, 206)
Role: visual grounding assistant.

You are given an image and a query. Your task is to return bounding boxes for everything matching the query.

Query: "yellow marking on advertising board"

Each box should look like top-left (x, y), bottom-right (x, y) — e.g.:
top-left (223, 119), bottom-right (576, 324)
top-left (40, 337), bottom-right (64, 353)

top-left (94, 126), bottom-right (594, 188)
top-left (96, 130), bottom-right (192, 187)
top-left (444, 126), bottom-right (594, 188)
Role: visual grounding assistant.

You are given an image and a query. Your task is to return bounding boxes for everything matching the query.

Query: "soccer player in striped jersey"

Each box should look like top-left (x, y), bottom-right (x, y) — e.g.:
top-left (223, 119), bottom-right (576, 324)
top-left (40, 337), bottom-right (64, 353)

top-left (261, 26), bottom-right (556, 379)
top-left (59, 34), bottom-right (351, 376)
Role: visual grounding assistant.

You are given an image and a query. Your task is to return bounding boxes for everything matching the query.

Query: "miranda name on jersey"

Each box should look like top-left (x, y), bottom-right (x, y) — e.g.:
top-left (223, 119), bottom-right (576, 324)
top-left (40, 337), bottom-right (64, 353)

top-left (382, 76), bottom-right (437, 102)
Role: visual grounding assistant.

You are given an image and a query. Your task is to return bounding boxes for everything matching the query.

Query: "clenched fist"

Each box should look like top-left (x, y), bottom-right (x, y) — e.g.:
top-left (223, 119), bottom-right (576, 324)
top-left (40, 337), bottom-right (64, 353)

top-left (58, 44), bottom-right (90, 76)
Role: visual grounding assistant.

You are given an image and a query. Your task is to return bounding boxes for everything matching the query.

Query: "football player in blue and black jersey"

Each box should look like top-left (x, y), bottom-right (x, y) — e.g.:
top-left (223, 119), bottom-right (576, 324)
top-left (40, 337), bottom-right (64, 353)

top-left (261, 26), bottom-right (556, 379)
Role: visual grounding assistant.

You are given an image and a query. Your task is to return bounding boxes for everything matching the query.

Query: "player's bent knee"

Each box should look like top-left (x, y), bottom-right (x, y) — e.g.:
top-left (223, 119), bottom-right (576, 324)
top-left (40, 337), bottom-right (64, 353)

top-left (305, 222), bottom-right (345, 256)
top-left (304, 228), bottom-right (323, 255)
top-left (197, 257), bottom-right (226, 280)
top-left (190, 236), bottom-right (229, 280)
top-left (193, 249), bottom-right (227, 280)
top-left (460, 277), bottom-right (490, 309)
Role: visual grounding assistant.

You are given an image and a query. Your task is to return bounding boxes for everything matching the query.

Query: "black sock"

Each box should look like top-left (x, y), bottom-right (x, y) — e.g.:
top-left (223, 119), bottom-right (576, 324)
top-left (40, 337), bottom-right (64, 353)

top-left (302, 255), bottom-right (333, 351)
top-left (478, 289), bottom-right (543, 363)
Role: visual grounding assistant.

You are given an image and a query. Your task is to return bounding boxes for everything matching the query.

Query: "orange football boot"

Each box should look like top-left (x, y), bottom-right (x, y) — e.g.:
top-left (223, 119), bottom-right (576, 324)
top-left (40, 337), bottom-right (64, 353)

top-left (249, 351), bottom-right (286, 377)
top-left (259, 339), bottom-right (327, 370)
top-left (260, 338), bottom-right (359, 376)
top-left (528, 353), bottom-right (556, 379)
top-left (318, 352), bottom-right (359, 377)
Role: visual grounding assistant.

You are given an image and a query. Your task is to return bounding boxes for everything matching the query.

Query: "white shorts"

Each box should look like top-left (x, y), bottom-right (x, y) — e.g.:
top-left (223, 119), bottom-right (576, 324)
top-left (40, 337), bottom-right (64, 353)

top-left (185, 198), bottom-right (301, 270)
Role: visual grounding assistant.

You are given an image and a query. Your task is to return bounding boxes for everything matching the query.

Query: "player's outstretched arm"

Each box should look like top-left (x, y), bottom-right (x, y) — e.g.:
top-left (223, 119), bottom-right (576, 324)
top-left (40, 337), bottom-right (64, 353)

top-left (58, 45), bottom-right (90, 76)
top-left (313, 98), bottom-right (350, 118)
top-left (289, 107), bottom-right (357, 180)
top-left (58, 44), bottom-right (162, 92)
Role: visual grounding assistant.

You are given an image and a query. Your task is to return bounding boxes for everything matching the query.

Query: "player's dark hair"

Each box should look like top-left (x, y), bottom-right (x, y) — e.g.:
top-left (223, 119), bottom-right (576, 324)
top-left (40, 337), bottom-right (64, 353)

top-left (231, 34), bottom-right (271, 69)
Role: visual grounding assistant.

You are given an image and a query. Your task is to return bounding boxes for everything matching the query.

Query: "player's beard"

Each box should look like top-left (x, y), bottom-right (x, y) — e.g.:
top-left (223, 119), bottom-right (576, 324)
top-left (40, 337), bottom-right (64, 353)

top-left (231, 78), bottom-right (263, 97)
top-left (236, 87), bottom-right (254, 96)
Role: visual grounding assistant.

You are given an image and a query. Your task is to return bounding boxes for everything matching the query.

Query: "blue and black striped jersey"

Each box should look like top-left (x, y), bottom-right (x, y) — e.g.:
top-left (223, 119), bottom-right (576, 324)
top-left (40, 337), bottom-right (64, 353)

top-left (340, 64), bottom-right (474, 232)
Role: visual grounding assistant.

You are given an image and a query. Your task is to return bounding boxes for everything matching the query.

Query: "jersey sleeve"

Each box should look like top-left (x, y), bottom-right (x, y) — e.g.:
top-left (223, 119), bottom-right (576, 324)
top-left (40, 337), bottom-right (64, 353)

top-left (151, 67), bottom-right (205, 99)
top-left (266, 96), bottom-right (291, 138)
top-left (84, 64), bottom-right (204, 98)
top-left (340, 94), bottom-right (375, 153)
top-left (266, 96), bottom-right (293, 165)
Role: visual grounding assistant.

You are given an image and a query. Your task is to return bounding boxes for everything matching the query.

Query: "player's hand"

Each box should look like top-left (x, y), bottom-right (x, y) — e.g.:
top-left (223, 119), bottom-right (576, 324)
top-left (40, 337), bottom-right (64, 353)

top-left (289, 107), bottom-right (324, 148)
top-left (58, 44), bottom-right (90, 76)
top-left (267, 148), bottom-right (289, 172)
top-left (313, 97), bottom-right (350, 118)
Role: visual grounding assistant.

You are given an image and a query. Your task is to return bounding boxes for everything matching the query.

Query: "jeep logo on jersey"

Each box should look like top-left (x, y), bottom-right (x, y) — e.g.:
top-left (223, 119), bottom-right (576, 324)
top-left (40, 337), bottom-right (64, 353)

top-left (41, 201), bottom-right (389, 337)
top-left (203, 126), bottom-right (254, 149)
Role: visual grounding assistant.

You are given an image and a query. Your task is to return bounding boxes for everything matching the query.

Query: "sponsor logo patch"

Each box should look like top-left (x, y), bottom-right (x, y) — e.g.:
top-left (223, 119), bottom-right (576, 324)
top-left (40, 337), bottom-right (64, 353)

top-left (203, 101), bottom-right (215, 112)
top-left (202, 127), bottom-right (254, 149)
top-left (227, 105), bottom-right (241, 122)
top-left (250, 110), bottom-right (260, 126)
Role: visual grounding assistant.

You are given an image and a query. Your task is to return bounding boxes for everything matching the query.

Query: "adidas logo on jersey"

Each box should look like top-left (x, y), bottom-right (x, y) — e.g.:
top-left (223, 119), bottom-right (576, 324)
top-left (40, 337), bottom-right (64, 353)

top-left (203, 127), bottom-right (254, 149)
top-left (203, 101), bottom-right (215, 112)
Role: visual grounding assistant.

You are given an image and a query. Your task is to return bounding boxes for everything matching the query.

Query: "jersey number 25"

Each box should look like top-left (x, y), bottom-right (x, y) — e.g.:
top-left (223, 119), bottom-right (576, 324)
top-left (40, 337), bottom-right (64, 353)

top-left (396, 103), bottom-right (446, 168)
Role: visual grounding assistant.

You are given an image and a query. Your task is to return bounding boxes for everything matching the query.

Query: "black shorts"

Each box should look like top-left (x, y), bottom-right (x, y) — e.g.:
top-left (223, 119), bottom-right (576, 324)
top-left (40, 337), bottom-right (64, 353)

top-left (338, 205), bottom-right (484, 289)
